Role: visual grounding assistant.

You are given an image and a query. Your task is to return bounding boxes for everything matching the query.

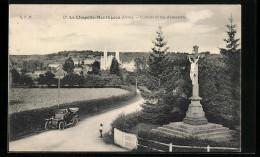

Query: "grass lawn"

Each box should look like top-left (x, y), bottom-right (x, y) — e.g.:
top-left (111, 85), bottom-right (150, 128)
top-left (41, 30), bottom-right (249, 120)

top-left (9, 88), bottom-right (129, 114)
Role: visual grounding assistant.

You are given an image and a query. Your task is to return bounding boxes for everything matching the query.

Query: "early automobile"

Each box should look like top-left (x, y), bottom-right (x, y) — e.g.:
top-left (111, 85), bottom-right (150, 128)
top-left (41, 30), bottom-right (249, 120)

top-left (45, 107), bottom-right (79, 130)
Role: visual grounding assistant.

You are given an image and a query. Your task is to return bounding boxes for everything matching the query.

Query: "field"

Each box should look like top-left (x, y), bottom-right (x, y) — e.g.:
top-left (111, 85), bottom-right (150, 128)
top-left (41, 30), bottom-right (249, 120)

top-left (9, 88), bottom-right (129, 114)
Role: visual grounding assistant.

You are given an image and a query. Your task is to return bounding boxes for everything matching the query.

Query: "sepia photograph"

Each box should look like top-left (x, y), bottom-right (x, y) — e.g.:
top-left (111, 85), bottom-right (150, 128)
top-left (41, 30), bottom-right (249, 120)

top-left (8, 4), bottom-right (241, 152)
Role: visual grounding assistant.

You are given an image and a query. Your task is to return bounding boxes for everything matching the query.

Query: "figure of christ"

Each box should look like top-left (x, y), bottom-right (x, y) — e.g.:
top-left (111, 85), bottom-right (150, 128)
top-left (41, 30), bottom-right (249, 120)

top-left (188, 56), bottom-right (200, 85)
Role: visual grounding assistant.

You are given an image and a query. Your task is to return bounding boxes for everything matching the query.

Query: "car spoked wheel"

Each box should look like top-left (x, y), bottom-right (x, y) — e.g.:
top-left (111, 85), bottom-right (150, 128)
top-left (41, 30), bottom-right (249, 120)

top-left (45, 121), bottom-right (51, 130)
top-left (59, 121), bottom-right (66, 130)
top-left (73, 118), bottom-right (78, 126)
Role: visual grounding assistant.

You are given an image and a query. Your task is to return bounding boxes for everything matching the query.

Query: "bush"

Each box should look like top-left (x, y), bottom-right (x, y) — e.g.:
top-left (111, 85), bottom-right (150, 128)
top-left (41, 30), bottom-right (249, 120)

top-left (9, 86), bottom-right (137, 141)
top-left (111, 111), bottom-right (142, 133)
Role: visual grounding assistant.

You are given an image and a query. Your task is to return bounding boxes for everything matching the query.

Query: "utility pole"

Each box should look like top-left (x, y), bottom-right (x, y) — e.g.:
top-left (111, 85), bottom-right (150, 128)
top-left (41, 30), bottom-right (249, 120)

top-left (136, 76), bottom-right (138, 91)
top-left (57, 66), bottom-right (61, 108)
top-left (58, 74), bottom-right (60, 108)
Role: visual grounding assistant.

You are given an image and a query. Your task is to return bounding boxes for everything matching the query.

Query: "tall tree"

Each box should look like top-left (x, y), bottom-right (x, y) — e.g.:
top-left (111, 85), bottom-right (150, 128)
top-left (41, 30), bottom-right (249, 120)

top-left (147, 26), bottom-right (169, 87)
top-left (92, 60), bottom-right (101, 75)
top-left (219, 14), bottom-right (241, 82)
top-left (110, 57), bottom-right (121, 77)
top-left (63, 57), bottom-right (75, 73)
top-left (218, 14), bottom-right (241, 128)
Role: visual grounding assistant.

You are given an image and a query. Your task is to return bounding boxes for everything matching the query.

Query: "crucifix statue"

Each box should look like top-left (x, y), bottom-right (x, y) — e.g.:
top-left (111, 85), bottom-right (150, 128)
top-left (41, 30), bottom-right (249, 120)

top-left (183, 45), bottom-right (208, 125)
top-left (188, 55), bottom-right (200, 85)
top-left (187, 45), bottom-right (204, 97)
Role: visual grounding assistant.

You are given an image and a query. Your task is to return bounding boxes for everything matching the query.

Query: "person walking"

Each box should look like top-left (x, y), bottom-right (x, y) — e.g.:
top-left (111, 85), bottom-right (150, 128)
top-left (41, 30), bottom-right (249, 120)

top-left (99, 123), bottom-right (103, 138)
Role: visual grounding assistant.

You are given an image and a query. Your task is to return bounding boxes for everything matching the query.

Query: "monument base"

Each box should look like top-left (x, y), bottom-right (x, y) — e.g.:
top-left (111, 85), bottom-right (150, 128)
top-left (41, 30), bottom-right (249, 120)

top-left (152, 122), bottom-right (232, 141)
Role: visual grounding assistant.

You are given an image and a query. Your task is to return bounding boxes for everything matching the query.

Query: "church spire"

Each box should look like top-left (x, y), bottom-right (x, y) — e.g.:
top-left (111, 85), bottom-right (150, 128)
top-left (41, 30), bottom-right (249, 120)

top-left (116, 47), bottom-right (120, 63)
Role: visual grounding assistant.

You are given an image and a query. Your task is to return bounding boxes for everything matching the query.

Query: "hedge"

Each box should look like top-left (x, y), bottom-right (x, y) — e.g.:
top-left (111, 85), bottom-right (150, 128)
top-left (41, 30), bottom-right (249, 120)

top-left (9, 86), bottom-right (137, 141)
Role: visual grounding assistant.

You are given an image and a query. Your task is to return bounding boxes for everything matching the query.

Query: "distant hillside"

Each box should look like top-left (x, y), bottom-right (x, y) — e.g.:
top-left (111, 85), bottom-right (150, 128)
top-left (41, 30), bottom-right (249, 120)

top-left (9, 50), bottom-right (222, 71)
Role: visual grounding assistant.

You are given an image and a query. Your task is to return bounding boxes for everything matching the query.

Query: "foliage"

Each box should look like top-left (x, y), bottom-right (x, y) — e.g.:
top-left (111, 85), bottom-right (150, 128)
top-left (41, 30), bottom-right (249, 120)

top-left (92, 60), bottom-right (101, 75)
top-left (219, 15), bottom-right (240, 84)
top-left (134, 57), bottom-right (147, 73)
top-left (37, 71), bottom-right (57, 86)
top-left (147, 26), bottom-right (169, 87)
top-left (110, 57), bottom-right (121, 77)
top-left (62, 57), bottom-right (75, 73)
top-left (111, 112), bottom-right (142, 133)
top-left (61, 73), bottom-right (80, 86)
top-left (19, 74), bottom-right (35, 87)
top-left (102, 74), bottom-right (124, 86)
top-left (141, 59), bottom-right (190, 124)
top-left (84, 74), bottom-right (104, 86)
top-left (207, 15), bottom-right (241, 128)
top-left (10, 69), bottom-right (20, 86)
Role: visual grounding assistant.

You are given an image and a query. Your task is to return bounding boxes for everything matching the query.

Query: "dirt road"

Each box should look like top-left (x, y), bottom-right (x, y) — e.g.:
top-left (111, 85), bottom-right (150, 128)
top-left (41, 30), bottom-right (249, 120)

top-left (9, 91), bottom-right (144, 152)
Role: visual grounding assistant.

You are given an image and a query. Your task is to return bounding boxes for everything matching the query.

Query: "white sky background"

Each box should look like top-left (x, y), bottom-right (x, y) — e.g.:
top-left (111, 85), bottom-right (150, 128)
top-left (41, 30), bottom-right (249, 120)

top-left (9, 5), bottom-right (241, 55)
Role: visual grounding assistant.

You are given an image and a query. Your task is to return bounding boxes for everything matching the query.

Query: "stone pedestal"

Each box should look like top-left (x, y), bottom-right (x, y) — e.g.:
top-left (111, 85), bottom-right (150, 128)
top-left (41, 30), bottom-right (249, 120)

top-left (183, 84), bottom-right (208, 125)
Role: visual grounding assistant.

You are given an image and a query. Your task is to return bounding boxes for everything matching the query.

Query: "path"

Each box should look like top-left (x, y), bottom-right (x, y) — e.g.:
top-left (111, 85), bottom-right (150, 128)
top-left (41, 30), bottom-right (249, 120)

top-left (9, 91), bottom-right (144, 152)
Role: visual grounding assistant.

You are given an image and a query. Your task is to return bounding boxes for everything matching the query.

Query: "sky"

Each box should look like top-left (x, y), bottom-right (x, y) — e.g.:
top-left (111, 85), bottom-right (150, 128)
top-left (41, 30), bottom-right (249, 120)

top-left (9, 5), bottom-right (241, 55)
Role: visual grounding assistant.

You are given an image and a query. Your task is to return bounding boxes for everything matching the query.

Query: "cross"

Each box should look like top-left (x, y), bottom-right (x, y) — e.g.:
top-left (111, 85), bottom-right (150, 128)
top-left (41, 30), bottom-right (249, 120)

top-left (188, 45), bottom-right (205, 60)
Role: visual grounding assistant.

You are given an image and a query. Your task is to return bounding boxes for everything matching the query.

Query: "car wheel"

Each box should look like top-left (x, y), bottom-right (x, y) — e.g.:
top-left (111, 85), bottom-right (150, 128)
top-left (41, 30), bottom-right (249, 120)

top-left (45, 121), bottom-right (51, 130)
top-left (59, 121), bottom-right (66, 130)
top-left (73, 118), bottom-right (78, 126)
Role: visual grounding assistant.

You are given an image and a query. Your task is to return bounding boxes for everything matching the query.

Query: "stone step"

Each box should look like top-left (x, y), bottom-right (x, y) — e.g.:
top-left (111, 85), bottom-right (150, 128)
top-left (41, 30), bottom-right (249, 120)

top-left (197, 130), bottom-right (231, 138)
top-left (151, 129), bottom-right (186, 138)
top-left (192, 127), bottom-right (229, 135)
top-left (163, 125), bottom-right (193, 134)
top-left (168, 122), bottom-right (223, 130)
top-left (156, 127), bottom-right (192, 136)
top-left (163, 125), bottom-right (229, 135)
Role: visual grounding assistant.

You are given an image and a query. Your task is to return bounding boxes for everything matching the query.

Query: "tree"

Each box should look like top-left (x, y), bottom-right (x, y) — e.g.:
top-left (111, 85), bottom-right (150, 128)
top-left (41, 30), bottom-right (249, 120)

top-left (110, 57), bottom-right (121, 77)
top-left (61, 73), bottom-right (80, 86)
top-left (37, 74), bottom-right (45, 85)
top-left (147, 26), bottom-right (169, 87)
top-left (219, 14), bottom-right (240, 83)
top-left (63, 57), bottom-right (75, 73)
top-left (20, 74), bottom-right (34, 87)
top-left (199, 58), bottom-right (239, 129)
top-left (37, 71), bottom-right (57, 86)
top-left (44, 71), bottom-right (57, 86)
top-left (10, 69), bottom-right (20, 86)
top-left (216, 14), bottom-right (241, 128)
top-left (92, 60), bottom-right (101, 75)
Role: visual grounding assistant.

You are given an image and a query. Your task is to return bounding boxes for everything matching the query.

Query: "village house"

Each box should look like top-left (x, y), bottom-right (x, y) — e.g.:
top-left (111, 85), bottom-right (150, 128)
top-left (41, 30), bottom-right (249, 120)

top-left (83, 58), bottom-right (96, 65)
top-left (121, 60), bottom-right (135, 72)
top-left (74, 67), bottom-right (83, 75)
top-left (72, 58), bottom-right (81, 66)
top-left (54, 68), bottom-right (67, 79)
top-left (25, 70), bottom-right (47, 80)
top-left (48, 63), bottom-right (62, 72)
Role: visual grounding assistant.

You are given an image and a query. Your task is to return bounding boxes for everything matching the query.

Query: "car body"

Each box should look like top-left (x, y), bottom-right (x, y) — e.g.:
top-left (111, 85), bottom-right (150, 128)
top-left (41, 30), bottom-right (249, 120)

top-left (45, 107), bottom-right (79, 130)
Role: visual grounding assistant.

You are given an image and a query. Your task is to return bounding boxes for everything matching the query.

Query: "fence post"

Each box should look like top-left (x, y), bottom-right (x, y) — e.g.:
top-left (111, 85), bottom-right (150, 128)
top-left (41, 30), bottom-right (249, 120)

top-left (169, 143), bottom-right (172, 152)
top-left (207, 145), bottom-right (210, 152)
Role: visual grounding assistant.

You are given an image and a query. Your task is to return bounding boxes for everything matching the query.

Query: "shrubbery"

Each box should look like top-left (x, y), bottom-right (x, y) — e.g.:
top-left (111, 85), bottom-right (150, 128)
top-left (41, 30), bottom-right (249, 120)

top-left (111, 111), bottom-right (142, 133)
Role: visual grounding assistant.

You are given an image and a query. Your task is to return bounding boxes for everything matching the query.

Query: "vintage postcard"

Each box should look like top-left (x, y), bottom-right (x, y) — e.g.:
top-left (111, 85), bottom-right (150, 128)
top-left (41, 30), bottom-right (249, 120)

top-left (9, 4), bottom-right (241, 152)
